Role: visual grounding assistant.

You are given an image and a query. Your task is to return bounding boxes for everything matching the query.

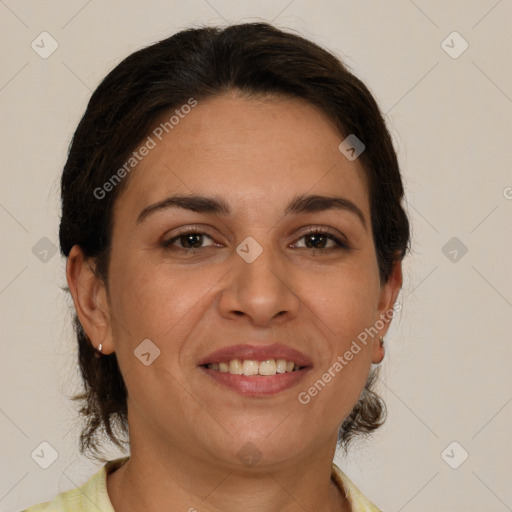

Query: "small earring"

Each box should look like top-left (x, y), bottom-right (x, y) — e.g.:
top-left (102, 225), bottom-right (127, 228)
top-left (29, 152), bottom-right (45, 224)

top-left (379, 336), bottom-right (384, 347)
top-left (98, 343), bottom-right (103, 353)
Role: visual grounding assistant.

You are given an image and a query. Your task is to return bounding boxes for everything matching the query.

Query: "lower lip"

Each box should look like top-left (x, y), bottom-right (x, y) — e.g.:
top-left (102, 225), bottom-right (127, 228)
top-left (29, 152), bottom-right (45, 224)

top-left (200, 367), bottom-right (311, 396)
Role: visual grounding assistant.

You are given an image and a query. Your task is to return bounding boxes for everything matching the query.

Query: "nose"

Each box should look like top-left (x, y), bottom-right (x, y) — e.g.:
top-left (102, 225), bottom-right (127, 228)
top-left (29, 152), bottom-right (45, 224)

top-left (217, 240), bottom-right (300, 326)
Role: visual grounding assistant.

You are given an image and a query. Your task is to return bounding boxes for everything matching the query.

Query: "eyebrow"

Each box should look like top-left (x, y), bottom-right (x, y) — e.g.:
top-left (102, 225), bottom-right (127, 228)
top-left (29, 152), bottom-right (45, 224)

top-left (136, 193), bottom-right (367, 229)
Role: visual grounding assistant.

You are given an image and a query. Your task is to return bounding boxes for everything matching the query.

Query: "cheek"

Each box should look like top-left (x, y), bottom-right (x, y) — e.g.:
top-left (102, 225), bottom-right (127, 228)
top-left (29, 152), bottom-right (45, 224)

top-left (302, 269), bottom-right (379, 421)
top-left (108, 258), bottom-right (221, 348)
top-left (306, 258), bottom-right (380, 339)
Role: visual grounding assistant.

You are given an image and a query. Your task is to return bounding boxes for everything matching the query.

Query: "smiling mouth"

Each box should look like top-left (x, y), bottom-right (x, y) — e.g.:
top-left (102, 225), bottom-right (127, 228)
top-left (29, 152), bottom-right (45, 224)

top-left (200, 358), bottom-right (306, 376)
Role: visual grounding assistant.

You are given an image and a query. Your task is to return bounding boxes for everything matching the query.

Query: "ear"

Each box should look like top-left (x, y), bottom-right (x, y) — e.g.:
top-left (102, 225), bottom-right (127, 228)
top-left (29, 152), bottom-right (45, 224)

top-left (372, 259), bottom-right (403, 364)
top-left (66, 244), bottom-right (114, 354)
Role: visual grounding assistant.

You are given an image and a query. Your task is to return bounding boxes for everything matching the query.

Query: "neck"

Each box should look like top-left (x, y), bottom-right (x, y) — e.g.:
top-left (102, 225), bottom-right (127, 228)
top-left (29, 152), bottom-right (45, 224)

top-left (107, 434), bottom-right (350, 511)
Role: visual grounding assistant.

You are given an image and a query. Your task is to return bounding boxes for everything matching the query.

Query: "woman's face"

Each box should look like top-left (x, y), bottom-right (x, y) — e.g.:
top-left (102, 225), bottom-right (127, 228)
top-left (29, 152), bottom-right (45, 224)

top-left (80, 92), bottom-right (401, 468)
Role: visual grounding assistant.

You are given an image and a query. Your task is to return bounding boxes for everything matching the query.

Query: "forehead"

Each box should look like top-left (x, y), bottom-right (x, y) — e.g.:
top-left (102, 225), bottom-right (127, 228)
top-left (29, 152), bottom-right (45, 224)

top-left (114, 92), bottom-right (370, 221)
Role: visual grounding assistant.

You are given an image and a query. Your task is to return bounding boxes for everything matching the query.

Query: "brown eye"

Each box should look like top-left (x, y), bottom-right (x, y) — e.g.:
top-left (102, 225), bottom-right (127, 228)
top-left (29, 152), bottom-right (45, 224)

top-left (163, 231), bottom-right (215, 250)
top-left (304, 233), bottom-right (329, 249)
top-left (293, 229), bottom-right (348, 250)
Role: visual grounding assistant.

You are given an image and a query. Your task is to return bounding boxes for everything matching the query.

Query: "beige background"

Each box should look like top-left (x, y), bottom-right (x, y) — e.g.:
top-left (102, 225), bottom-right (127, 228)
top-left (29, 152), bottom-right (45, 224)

top-left (1, 1), bottom-right (511, 510)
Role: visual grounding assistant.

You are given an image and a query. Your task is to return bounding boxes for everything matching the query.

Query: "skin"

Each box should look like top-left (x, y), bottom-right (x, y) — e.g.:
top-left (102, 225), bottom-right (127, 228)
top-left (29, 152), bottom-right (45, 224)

top-left (66, 91), bottom-right (402, 511)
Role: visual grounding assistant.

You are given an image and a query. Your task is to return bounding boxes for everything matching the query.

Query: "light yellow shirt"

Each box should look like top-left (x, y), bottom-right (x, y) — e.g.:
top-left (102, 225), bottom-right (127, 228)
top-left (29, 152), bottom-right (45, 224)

top-left (22, 456), bottom-right (381, 511)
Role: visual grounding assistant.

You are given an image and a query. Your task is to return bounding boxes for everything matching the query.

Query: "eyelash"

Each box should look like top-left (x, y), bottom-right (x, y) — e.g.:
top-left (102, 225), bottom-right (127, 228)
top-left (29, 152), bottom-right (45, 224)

top-left (162, 227), bottom-right (349, 252)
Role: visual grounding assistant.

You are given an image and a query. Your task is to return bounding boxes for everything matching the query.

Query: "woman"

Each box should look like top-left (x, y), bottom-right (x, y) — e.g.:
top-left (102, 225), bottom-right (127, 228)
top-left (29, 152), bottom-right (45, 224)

top-left (24, 22), bottom-right (409, 511)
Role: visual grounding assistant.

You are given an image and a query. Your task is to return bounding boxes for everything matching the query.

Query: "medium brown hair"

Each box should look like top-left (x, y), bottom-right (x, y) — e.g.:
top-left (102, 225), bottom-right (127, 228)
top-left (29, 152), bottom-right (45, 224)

top-left (59, 22), bottom-right (410, 460)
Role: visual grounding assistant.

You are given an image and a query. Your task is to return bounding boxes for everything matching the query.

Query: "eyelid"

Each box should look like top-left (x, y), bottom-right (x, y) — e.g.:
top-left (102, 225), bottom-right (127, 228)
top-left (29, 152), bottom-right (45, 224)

top-left (163, 224), bottom-right (219, 239)
top-left (292, 226), bottom-right (349, 250)
top-left (163, 224), bottom-right (350, 251)
top-left (295, 225), bottom-right (348, 242)
top-left (162, 225), bottom-right (219, 247)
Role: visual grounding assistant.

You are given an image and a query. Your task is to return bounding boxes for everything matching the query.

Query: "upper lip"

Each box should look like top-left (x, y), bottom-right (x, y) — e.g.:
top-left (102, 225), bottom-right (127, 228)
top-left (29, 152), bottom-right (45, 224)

top-left (198, 343), bottom-right (313, 367)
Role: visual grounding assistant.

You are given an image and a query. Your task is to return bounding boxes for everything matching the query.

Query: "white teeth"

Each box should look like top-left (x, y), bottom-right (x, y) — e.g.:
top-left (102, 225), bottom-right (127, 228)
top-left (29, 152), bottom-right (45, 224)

top-left (206, 358), bottom-right (301, 375)
top-left (242, 360), bottom-right (259, 376)
top-left (259, 359), bottom-right (276, 376)
top-left (276, 359), bottom-right (287, 373)
top-left (229, 359), bottom-right (243, 375)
